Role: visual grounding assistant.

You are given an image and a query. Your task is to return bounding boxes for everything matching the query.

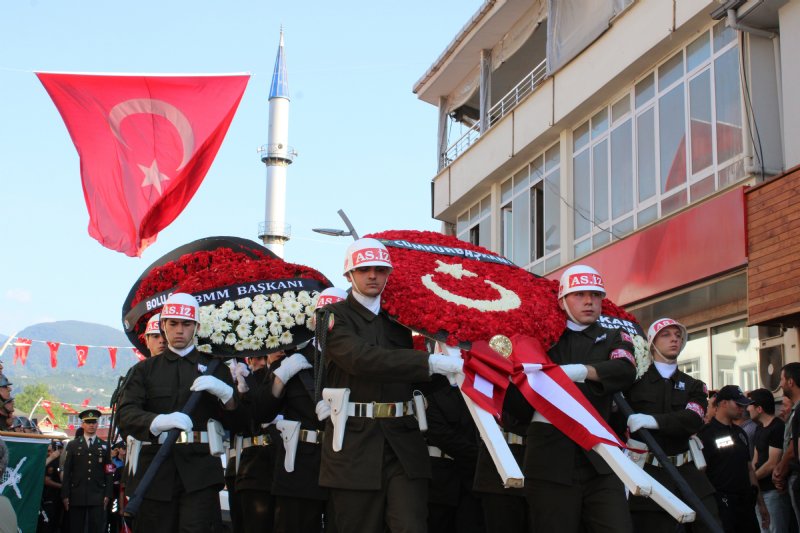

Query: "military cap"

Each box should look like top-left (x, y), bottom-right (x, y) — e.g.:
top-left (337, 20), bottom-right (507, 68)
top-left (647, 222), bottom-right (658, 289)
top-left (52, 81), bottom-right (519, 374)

top-left (0, 374), bottom-right (11, 387)
top-left (78, 408), bottom-right (101, 422)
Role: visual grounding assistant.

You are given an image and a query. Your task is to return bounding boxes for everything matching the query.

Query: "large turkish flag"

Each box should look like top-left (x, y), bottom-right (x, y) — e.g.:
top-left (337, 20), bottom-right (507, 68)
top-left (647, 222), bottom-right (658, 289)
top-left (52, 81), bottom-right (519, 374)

top-left (37, 73), bottom-right (250, 256)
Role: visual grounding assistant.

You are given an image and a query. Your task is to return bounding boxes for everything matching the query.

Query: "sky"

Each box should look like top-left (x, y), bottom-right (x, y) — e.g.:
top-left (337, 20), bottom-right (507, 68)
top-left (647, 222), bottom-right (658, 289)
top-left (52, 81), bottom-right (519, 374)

top-left (0, 1), bottom-right (482, 343)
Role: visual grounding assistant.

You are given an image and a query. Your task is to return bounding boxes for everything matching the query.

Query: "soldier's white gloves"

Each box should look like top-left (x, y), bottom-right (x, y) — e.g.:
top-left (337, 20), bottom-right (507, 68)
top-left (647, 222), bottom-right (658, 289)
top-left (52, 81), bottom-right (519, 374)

top-left (627, 413), bottom-right (659, 433)
top-left (428, 354), bottom-right (464, 386)
top-left (560, 364), bottom-right (588, 383)
top-left (230, 361), bottom-right (250, 393)
top-left (190, 375), bottom-right (234, 404)
top-left (149, 412), bottom-right (193, 437)
top-left (273, 353), bottom-right (312, 384)
top-left (315, 400), bottom-right (331, 421)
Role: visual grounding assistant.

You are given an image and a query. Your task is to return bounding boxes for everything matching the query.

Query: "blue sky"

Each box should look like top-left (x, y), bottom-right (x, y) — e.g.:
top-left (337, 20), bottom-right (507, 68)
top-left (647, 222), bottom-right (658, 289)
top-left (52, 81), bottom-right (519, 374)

top-left (0, 1), bottom-right (480, 340)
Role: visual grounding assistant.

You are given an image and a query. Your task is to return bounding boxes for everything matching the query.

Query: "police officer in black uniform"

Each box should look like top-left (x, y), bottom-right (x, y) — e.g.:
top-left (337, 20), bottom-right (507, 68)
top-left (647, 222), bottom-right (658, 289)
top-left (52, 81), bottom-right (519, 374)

top-left (625, 318), bottom-right (720, 531)
top-left (61, 409), bottom-right (113, 533)
top-left (697, 385), bottom-right (768, 532)
top-left (503, 264), bottom-right (636, 533)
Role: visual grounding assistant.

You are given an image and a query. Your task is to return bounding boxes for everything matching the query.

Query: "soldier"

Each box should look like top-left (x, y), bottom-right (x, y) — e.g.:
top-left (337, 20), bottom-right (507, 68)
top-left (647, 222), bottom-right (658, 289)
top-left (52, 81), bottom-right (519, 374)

top-left (320, 238), bottom-right (463, 533)
top-left (61, 409), bottom-right (113, 533)
top-left (504, 264), bottom-right (636, 532)
top-left (229, 351), bottom-right (282, 533)
top-left (625, 317), bottom-right (719, 531)
top-left (0, 396), bottom-right (14, 431)
top-left (117, 292), bottom-right (239, 532)
top-left (144, 313), bottom-right (166, 357)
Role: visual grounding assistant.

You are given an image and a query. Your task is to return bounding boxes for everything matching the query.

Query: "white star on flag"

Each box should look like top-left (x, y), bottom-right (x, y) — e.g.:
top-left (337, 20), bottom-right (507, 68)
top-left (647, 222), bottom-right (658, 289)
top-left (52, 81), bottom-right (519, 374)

top-left (433, 260), bottom-right (477, 280)
top-left (139, 160), bottom-right (170, 195)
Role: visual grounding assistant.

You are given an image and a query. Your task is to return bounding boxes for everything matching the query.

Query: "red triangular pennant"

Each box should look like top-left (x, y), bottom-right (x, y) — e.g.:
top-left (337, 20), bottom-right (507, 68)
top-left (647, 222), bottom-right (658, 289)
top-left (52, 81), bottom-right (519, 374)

top-left (132, 347), bottom-right (146, 361)
top-left (76, 345), bottom-right (89, 367)
top-left (108, 346), bottom-right (118, 369)
top-left (14, 338), bottom-right (32, 365)
top-left (36, 73), bottom-right (250, 256)
top-left (47, 341), bottom-right (61, 368)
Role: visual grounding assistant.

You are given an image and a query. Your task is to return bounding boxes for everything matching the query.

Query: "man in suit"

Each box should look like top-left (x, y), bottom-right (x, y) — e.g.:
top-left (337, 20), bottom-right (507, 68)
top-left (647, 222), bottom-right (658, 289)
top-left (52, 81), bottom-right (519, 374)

top-left (61, 409), bottom-right (113, 533)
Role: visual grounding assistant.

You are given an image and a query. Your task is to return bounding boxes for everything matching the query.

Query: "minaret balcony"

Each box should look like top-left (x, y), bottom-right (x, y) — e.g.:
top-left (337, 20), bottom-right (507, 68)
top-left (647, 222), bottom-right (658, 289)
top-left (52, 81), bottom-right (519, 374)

top-left (258, 144), bottom-right (297, 164)
top-left (258, 221), bottom-right (291, 241)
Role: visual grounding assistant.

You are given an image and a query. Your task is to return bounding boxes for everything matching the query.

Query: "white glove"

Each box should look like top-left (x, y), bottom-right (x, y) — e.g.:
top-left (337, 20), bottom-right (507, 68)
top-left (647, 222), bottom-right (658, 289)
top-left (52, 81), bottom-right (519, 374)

top-left (627, 413), bottom-right (659, 433)
top-left (273, 353), bottom-right (312, 384)
top-left (560, 364), bottom-right (588, 383)
top-left (190, 375), bottom-right (234, 404)
top-left (428, 354), bottom-right (464, 386)
top-left (230, 361), bottom-right (250, 393)
top-left (149, 412), bottom-right (193, 437)
top-left (315, 400), bottom-right (331, 421)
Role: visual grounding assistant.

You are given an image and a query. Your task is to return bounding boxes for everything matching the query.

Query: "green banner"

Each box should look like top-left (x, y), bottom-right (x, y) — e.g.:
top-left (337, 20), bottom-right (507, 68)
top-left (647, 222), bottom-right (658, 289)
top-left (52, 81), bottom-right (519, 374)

top-left (1, 435), bottom-right (49, 533)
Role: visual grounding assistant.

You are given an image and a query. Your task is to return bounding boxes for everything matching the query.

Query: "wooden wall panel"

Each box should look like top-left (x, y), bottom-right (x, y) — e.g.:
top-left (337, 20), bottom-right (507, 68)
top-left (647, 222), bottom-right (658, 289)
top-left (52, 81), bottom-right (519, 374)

top-left (747, 167), bottom-right (800, 324)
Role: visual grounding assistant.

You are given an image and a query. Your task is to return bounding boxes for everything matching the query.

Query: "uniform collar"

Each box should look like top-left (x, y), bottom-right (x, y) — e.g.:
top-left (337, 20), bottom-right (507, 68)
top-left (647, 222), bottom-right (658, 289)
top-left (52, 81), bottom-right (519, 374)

top-left (347, 293), bottom-right (379, 322)
top-left (566, 321), bottom-right (603, 339)
top-left (163, 346), bottom-right (198, 363)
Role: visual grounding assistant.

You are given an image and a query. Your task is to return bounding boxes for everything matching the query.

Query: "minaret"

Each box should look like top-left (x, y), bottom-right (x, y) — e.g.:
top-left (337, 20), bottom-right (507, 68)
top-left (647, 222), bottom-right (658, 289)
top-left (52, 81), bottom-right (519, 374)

top-left (258, 29), bottom-right (295, 258)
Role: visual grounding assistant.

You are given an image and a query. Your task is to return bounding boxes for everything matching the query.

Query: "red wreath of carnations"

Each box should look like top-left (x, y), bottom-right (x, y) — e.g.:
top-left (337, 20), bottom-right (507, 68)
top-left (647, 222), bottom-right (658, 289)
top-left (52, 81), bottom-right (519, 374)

top-left (368, 230), bottom-right (566, 348)
top-left (368, 230), bottom-right (641, 349)
top-left (129, 247), bottom-right (331, 343)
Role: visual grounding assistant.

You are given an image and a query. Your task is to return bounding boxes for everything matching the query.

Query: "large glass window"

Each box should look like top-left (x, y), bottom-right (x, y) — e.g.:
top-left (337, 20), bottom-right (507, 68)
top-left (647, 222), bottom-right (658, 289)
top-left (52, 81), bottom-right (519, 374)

top-left (456, 194), bottom-right (491, 247)
top-left (570, 22), bottom-right (743, 260)
top-left (681, 319), bottom-right (761, 391)
top-left (501, 142), bottom-right (561, 274)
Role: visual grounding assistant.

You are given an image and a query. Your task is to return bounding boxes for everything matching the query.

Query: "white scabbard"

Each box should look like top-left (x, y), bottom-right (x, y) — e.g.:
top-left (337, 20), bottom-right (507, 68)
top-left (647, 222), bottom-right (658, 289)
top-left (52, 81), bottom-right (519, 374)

top-left (323, 388), bottom-right (350, 452)
top-left (276, 419), bottom-right (301, 473)
top-left (438, 342), bottom-right (524, 488)
top-left (234, 435), bottom-right (243, 473)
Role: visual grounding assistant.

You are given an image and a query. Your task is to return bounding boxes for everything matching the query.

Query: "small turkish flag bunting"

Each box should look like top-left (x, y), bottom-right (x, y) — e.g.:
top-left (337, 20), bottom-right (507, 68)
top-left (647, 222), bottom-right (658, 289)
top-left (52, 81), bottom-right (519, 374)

top-left (76, 345), bottom-right (89, 367)
top-left (14, 338), bottom-right (32, 365)
top-left (47, 341), bottom-right (61, 368)
top-left (107, 346), bottom-right (118, 369)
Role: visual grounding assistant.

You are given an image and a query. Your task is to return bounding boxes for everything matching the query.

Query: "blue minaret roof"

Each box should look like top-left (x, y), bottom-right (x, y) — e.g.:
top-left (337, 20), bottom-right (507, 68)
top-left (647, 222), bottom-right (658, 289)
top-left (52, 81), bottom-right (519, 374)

top-left (269, 30), bottom-right (289, 100)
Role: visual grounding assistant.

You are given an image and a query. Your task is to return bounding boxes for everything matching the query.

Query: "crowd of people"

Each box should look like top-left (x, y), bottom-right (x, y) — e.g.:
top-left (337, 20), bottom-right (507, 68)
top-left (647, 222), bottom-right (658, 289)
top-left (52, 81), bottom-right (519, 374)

top-left (3, 239), bottom-right (800, 533)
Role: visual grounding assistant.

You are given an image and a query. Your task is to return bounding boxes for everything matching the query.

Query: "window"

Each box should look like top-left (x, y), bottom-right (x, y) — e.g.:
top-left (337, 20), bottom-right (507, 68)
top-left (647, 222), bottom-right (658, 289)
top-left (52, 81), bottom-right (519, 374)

top-left (456, 195), bottom-right (491, 247)
top-left (683, 318), bottom-right (762, 390)
top-left (501, 143), bottom-right (561, 274)
top-left (570, 22), bottom-right (744, 260)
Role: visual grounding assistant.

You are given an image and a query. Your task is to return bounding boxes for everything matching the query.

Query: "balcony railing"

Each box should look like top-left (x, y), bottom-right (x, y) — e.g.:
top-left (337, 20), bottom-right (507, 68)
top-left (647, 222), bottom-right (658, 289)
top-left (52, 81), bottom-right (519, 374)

top-left (443, 58), bottom-right (548, 166)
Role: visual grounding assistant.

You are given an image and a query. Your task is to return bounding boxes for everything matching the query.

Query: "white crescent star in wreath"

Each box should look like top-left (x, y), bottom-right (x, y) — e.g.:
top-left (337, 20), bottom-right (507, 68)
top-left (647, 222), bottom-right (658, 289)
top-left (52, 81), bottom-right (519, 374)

top-left (421, 260), bottom-right (521, 312)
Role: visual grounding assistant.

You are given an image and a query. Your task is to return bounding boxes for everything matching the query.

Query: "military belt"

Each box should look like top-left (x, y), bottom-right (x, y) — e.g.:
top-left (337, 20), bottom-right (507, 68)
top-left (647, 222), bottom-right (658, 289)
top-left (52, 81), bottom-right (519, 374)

top-left (347, 400), bottom-right (415, 418)
top-left (242, 434), bottom-right (273, 448)
top-left (646, 451), bottom-right (692, 468)
top-left (503, 431), bottom-right (525, 446)
top-left (299, 429), bottom-right (323, 444)
top-left (428, 445), bottom-right (453, 460)
top-left (142, 430), bottom-right (209, 445)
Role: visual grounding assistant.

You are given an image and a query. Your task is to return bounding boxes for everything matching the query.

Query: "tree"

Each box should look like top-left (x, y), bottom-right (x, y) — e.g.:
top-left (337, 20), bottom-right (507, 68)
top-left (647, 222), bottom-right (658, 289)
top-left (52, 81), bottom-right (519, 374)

top-left (13, 382), bottom-right (69, 428)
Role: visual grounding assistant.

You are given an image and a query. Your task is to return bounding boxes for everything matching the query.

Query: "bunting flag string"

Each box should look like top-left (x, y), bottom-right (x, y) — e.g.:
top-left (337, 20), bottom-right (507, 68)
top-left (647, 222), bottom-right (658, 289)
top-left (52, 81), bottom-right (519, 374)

top-left (1, 335), bottom-right (143, 367)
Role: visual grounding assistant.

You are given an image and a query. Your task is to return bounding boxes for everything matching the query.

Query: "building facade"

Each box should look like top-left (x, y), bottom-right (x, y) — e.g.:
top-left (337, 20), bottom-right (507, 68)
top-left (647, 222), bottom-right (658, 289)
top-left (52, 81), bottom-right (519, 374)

top-left (415, 0), bottom-right (800, 393)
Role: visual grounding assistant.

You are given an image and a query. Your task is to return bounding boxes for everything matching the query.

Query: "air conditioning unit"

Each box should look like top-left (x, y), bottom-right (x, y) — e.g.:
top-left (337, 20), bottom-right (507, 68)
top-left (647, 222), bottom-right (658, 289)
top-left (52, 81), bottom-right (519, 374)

top-left (759, 327), bottom-right (800, 391)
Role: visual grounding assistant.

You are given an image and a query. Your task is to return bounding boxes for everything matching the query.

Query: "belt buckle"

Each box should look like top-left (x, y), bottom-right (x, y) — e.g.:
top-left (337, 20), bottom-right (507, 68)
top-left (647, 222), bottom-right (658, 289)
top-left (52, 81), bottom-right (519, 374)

top-left (374, 402), bottom-right (395, 418)
top-left (176, 432), bottom-right (188, 444)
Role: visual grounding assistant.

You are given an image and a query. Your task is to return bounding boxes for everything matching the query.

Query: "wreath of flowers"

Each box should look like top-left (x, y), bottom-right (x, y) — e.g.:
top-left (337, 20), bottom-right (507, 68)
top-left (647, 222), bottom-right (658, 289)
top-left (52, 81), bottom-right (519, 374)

top-left (367, 230), bottom-right (565, 348)
top-left (194, 290), bottom-right (320, 355)
top-left (369, 230), bottom-right (647, 352)
top-left (128, 246), bottom-right (331, 354)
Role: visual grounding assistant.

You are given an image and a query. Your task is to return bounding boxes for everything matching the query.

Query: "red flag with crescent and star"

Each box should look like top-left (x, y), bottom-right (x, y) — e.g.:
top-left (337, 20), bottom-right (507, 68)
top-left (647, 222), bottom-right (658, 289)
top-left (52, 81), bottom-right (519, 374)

top-left (75, 345), bottom-right (89, 367)
top-left (36, 72), bottom-right (250, 257)
top-left (46, 341), bottom-right (61, 368)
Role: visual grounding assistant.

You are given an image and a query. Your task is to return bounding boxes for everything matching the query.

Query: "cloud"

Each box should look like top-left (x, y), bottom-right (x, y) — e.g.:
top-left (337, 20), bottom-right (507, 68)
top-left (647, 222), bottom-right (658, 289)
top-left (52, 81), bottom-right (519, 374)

top-left (5, 288), bottom-right (32, 304)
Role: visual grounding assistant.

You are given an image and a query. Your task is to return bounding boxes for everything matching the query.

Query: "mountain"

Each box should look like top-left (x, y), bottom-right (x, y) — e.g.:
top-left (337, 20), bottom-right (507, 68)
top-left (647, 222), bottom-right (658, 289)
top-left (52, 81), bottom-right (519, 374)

top-left (1, 321), bottom-right (140, 405)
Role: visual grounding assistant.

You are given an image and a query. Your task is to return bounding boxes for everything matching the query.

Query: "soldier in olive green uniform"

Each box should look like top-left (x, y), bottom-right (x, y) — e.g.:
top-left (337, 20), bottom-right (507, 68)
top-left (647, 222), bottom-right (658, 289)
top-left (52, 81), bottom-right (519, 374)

top-left (117, 293), bottom-right (238, 533)
top-left (320, 239), bottom-right (463, 533)
top-left (626, 318), bottom-right (719, 532)
top-left (504, 265), bottom-right (636, 533)
top-left (61, 409), bottom-right (113, 533)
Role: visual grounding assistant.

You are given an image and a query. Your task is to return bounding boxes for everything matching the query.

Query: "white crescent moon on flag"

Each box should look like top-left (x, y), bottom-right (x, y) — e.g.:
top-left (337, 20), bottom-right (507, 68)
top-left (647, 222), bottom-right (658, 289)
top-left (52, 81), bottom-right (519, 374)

top-left (421, 260), bottom-right (522, 312)
top-left (108, 98), bottom-right (195, 170)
